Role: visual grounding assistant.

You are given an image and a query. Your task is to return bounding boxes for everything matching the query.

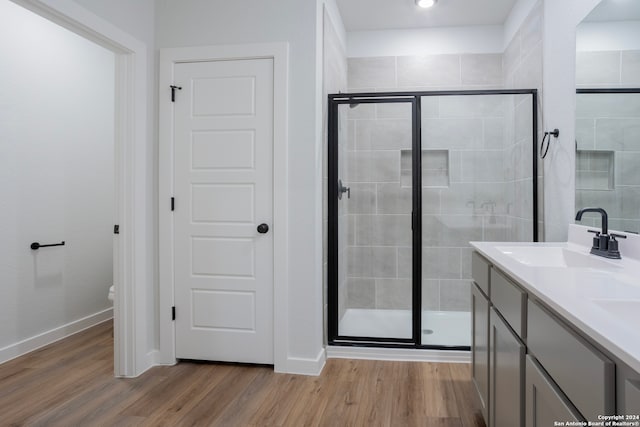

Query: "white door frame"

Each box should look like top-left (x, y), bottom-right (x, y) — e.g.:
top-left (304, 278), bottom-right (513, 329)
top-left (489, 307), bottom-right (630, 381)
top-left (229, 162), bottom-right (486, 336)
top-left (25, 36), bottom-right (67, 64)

top-left (158, 43), bottom-right (290, 371)
top-left (11, 0), bottom-right (150, 377)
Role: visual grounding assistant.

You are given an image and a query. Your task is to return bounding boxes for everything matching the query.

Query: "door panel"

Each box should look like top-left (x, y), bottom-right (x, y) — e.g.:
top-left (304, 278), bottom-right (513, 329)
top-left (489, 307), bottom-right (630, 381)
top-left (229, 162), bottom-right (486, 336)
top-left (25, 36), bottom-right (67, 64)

top-left (173, 58), bottom-right (274, 364)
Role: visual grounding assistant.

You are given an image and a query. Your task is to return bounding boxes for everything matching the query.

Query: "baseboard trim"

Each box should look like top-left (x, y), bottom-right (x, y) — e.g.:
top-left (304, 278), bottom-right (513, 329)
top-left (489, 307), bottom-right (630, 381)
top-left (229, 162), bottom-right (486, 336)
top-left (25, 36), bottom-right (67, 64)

top-left (278, 347), bottom-right (326, 376)
top-left (326, 346), bottom-right (470, 363)
top-left (0, 308), bottom-right (113, 365)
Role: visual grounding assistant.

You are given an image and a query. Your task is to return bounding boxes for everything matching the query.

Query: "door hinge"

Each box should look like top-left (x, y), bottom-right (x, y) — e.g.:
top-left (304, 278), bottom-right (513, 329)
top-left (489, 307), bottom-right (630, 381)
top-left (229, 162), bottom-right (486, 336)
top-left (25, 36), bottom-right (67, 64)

top-left (172, 306), bottom-right (176, 321)
top-left (171, 197), bottom-right (175, 211)
top-left (114, 224), bottom-right (120, 235)
top-left (170, 85), bottom-right (182, 102)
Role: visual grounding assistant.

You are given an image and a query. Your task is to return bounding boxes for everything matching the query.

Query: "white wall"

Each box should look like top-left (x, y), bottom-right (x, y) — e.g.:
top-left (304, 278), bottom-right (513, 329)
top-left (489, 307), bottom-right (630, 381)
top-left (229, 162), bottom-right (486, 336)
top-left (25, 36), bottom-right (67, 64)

top-left (541, 0), bottom-right (601, 241)
top-left (0, 1), bottom-right (114, 357)
top-left (71, 0), bottom-right (159, 352)
top-left (156, 0), bottom-right (325, 373)
top-left (347, 25), bottom-right (503, 57)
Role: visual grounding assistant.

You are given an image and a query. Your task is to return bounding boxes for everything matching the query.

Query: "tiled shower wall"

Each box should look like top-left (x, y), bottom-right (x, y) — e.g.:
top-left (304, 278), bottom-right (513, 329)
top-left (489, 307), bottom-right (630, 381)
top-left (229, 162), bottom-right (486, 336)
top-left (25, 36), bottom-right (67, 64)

top-left (503, 1), bottom-right (543, 242)
top-left (340, 4), bottom-right (543, 316)
top-left (575, 49), bottom-right (640, 232)
top-left (343, 53), bottom-right (512, 314)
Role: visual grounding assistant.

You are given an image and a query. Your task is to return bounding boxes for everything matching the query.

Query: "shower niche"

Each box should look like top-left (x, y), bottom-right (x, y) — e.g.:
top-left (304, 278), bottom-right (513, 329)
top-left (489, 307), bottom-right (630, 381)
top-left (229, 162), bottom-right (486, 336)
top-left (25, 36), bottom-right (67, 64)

top-left (328, 90), bottom-right (539, 350)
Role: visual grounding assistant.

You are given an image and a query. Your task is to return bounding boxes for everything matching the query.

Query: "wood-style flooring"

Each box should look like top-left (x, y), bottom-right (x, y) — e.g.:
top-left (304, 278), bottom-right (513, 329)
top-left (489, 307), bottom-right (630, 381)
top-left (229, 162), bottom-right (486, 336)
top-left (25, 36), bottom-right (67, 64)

top-left (0, 321), bottom-right (486, 426)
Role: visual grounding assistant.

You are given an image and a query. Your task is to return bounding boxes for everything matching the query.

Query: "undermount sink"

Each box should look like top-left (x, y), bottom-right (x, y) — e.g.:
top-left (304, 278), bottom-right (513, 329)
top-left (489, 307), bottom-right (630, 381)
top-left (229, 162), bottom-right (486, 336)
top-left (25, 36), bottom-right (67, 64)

top-left (496, 246), bottom-right (623, 269)
top-left (591, 299), bottom-right (640, 324)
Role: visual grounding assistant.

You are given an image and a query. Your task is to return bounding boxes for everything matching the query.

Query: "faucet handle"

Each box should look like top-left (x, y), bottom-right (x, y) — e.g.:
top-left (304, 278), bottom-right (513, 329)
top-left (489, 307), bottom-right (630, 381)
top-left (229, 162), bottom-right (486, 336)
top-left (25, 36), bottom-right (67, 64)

top-left (610, 233), bottom-right (627, 241)
top-left (587, 229), bottom-right (601, 236)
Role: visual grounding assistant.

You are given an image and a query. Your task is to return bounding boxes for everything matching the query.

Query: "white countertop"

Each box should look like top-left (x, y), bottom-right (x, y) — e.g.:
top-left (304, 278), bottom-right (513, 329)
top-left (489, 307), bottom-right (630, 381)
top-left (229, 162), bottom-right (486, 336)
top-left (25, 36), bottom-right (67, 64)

top-left (471, 224), bottom-right (640, 373)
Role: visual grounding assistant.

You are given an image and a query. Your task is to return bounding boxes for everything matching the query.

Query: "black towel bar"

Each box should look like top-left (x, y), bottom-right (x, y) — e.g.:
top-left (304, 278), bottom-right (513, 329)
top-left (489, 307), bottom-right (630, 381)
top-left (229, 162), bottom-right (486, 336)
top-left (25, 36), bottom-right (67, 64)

top-left (30, 241), bottom-right (65, 250)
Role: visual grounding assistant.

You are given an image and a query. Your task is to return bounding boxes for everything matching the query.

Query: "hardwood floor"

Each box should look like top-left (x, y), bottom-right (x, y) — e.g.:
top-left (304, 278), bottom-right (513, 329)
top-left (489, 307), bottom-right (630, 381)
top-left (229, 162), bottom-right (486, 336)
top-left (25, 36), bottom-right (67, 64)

top-left (0, 321), bottom-right (486, 426)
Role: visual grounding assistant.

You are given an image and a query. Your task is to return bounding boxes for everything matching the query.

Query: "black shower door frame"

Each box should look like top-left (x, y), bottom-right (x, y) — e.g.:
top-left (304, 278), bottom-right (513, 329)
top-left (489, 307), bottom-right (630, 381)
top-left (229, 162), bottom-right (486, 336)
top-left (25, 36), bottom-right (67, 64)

top-left (327, 89), bottom-right (539, 350)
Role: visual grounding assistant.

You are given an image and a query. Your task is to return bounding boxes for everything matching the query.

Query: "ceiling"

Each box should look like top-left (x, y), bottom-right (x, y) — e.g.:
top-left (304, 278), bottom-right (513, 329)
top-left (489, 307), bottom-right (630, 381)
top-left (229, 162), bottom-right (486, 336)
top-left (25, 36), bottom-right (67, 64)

top-left (335, 0), bottom-right (518, 31)
top-left (583, 0), bottom-right (640, 22)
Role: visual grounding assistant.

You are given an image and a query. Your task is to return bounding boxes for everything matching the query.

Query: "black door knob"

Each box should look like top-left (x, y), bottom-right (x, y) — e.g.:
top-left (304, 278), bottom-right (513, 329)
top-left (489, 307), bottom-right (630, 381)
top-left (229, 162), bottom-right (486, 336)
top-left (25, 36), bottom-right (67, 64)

top-left (257, 223), bottom-right (269, 234)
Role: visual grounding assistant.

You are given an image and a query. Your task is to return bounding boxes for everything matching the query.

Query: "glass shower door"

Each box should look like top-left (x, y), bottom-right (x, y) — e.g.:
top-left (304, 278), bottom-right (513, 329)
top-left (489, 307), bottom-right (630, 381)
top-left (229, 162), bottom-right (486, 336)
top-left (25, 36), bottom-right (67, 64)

top-left (333, 99), bottom-right (416, 341)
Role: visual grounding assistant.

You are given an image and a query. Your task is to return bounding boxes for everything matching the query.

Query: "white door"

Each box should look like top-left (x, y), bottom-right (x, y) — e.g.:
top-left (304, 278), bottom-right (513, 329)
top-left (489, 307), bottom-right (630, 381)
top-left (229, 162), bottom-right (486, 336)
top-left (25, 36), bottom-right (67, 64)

top-left (173, 58), bottom-right (274, 364)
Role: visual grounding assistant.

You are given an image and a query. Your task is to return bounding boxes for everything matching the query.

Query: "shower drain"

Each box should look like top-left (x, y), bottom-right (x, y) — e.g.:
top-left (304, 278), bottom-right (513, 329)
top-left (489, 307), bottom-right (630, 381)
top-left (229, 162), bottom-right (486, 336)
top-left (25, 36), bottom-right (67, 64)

top-left (422, 329), bottom-right (434, 335)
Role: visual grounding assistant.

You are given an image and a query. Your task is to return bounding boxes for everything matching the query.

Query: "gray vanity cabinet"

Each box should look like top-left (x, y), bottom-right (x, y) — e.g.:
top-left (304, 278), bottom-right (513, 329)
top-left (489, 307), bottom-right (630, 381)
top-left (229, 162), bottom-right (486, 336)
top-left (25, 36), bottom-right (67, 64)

top-left (471, 250), bottom-right (640, 426)
top-left (525, 355), bottom-right (583, 427)
top-left (489, 308), bottom-right (525, 427)
top-left (471, 283), bottom-right (490, 423)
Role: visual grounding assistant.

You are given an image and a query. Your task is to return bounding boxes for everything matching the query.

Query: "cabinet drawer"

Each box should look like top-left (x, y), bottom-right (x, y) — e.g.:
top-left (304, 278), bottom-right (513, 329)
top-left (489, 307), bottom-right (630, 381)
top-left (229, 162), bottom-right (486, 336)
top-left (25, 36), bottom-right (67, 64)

top-left (490, 269), bottom-right (526, 339)
top-left (472, 252), bottom-right (490, 296)
top-left (626, 379), bottom-right (640, 416)
top-left (527, 300), bottom-right (615, 421)
top-left (525, 355), bottom-right (583, 427)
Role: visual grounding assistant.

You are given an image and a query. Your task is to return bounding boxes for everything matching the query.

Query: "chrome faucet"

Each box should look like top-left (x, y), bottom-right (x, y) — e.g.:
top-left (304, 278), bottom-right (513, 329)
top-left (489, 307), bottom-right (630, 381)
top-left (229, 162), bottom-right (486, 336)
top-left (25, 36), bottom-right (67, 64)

top-left (575, 207), bottom-right (626, 259)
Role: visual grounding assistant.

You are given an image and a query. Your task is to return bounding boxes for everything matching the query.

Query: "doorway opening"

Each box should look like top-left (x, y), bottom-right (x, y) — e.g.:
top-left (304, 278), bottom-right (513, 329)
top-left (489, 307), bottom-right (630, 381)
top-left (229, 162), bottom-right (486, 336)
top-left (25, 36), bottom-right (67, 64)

top-left (7, 0), bottom-right (150, 377)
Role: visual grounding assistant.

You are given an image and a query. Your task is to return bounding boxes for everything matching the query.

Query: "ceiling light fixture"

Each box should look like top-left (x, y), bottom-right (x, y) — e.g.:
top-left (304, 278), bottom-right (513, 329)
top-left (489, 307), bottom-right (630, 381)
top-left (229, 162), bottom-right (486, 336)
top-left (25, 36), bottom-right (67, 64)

top-left (416, 0), bottom-right (437, 8)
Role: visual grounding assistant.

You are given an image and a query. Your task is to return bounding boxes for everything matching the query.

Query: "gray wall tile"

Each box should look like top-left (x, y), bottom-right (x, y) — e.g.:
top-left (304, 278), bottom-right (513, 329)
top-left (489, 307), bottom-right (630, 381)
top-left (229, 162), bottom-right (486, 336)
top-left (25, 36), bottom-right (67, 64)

top-left (355, 119), bottom-right (412, 150)
top-left (397, 247), bottom-right (412, 279)
top-left (346, 246), bottom-right (397, 278)
top-left (354, 214), bottom-right (412, 246)
top-left (422, 247), bottom-right (461, 280)
top-left (576, 51), bottom-right (621, 86)
top-left (438, 95), bottom-right (507, 118)
top-left (346, 278), bottom-right (375, 309)
top-left (461, 54), bottom-right (503, 86)
top-left (375, 279), bottom-right (412, 309)
top-left (348, 57), bottom-right (396, 88)
top-left (345, 183), bottom-right (376, 214)
top-left (578, 94), bottom-right (640, 119)
top-left (595, 118), bottom-right (640, 151)
top-left (576, 118), bottom-right (596, 150)
top-left (376, 102), bottom-right (412, 119)
top-left (397, 55), bottom-right (461, 87)
top-left (440, 280), bottom-right (471, 311)
top-left (459, 150), bottom-right (504, 182)
top-left (422, 279), bottom-right (440, 311)
top-left (617, 153), bottom-right (640, 186)
top-left (345, 150), bottom-right (400, 182)
top-left (621, 51), bottom-right (640, 86)
top-left (422, 118), bottom-right (484, 149)
top-left (377, 183), bottom-right (412, 214)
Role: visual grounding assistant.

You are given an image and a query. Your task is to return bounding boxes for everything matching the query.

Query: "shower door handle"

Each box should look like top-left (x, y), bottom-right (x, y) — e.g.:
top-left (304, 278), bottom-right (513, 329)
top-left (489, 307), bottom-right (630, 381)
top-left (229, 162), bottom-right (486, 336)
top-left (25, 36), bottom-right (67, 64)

top-left (338, 179), bottom-right (350, 200)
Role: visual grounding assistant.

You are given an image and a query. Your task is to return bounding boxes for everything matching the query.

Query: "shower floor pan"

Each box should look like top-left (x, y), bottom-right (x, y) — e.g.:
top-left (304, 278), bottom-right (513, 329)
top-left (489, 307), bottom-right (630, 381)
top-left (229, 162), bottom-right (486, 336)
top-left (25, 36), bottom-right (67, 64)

top-left (339, 309), bottom-right (470, 347)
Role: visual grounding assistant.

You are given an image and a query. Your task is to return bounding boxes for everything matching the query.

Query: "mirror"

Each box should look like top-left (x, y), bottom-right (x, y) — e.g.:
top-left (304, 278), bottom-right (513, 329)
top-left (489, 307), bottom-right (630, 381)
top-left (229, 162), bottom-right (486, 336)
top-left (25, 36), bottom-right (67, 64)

top-left (575, 1), bottom-right (640, 233)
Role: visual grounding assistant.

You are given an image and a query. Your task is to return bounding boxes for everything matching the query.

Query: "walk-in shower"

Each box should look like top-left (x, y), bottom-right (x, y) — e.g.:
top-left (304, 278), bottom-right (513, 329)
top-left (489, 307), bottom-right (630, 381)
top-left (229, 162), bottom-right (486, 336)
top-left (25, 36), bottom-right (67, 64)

top-left (328, 90), bottom-right (538, 350)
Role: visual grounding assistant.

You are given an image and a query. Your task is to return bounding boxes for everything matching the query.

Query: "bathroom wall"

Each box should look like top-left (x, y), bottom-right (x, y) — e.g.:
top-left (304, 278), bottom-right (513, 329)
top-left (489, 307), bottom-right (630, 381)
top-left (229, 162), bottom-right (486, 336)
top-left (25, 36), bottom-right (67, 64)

top-left (322, 5), bottom-right (348, 332)
top-left (575, 50), bottom-right (640, 232)
top-left (0, 1), bottom-right (114, 360)
top-left (74, 0), bottom-right (158, 352)
top-left (347, 25), bottom-right (503, 58)
top-left (156, 0), bottom-right (326, 371)
top-left (539, 0), bottom-right (602, 241)
top-left (502, 1), bottom-right (543, 242)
